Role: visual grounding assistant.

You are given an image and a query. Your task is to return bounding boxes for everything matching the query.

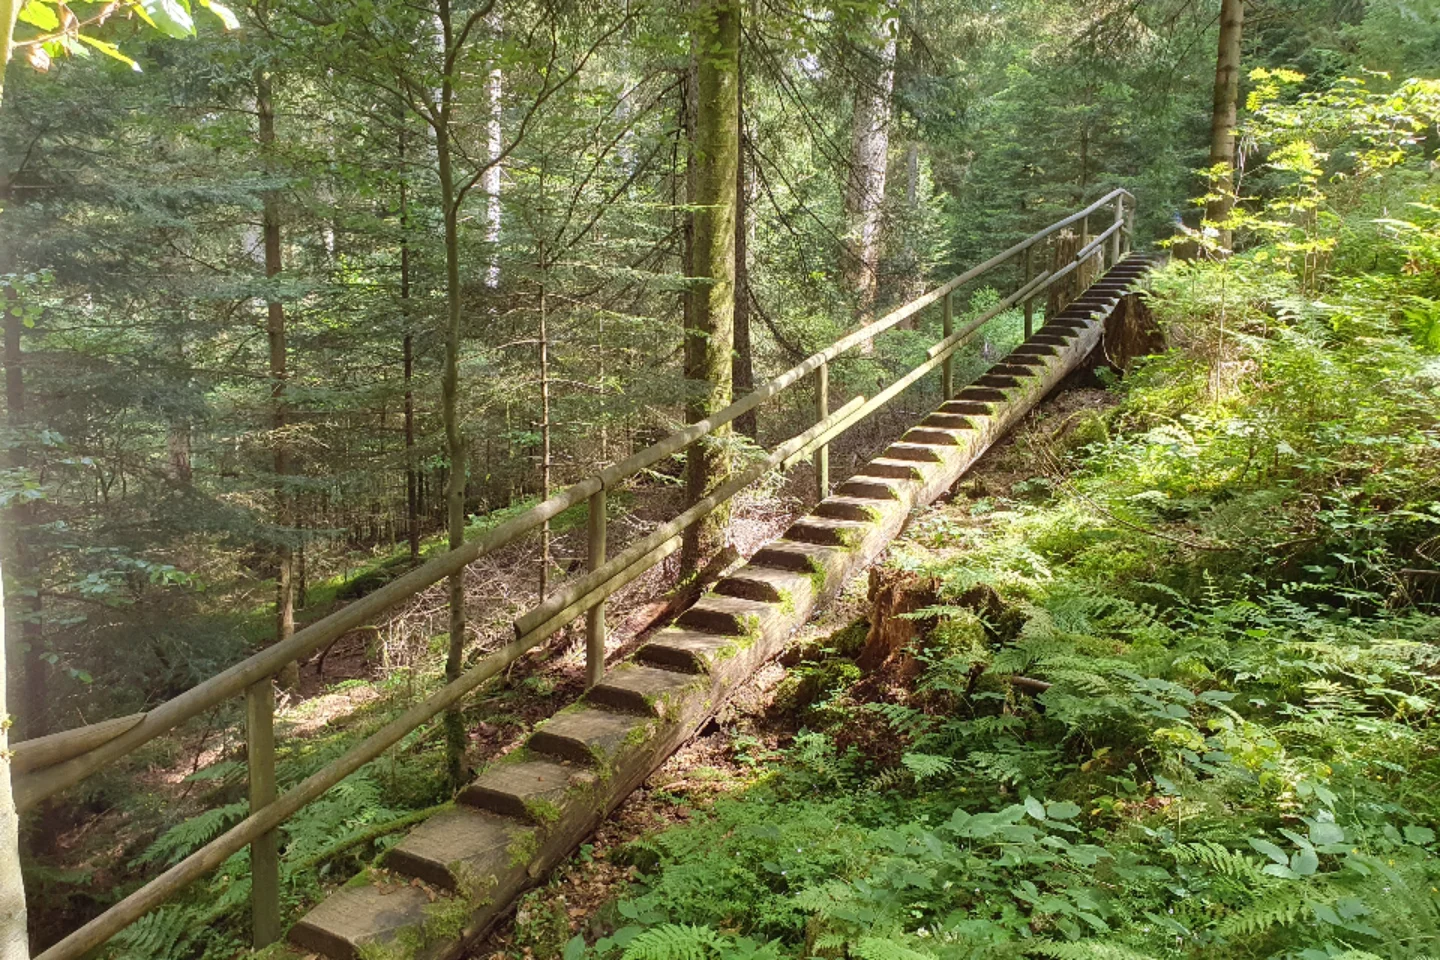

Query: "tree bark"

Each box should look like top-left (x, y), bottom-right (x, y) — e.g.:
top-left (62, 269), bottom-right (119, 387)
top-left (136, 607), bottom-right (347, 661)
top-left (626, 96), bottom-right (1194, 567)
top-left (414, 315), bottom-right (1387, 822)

top-left (1206, 0), bottom-right (1244, 252)
top-left (484, 29), bottom-right (503, 289)
top-left (842, 9), bottom-right (897, 317)
top-left (0, 0), bottom-right (19, 106)
top-left (0, 569), bottom-right (27, 960)
top-left (1, 188), bottom-right (44, 742)
top-left (680, 0), bottom-right (740, 574)
top-left (732, 91), bottom-right (755, 440)
top-left (256, 53), bottom-right (299, 690)
top-left (436, 0), bottom-right (469, 792)
top-left (400, 121), bottom-right (420, 564)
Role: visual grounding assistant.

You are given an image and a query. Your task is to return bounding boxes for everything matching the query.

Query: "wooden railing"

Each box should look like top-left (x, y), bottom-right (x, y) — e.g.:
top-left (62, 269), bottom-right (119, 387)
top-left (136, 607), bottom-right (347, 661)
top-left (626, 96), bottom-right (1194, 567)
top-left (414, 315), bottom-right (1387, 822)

top-left (22, 188), bottom-right (1135, 960)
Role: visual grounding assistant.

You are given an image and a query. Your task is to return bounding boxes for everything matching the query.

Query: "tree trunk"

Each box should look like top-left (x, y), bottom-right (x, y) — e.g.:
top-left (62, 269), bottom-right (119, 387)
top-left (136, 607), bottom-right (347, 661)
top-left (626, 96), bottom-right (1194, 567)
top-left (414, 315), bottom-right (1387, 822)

top-left (436, 0), bottom-right (469, 792)
top-left (400, 122), bottom-right (420, 564)
top-left (842, 9), bottom-right (897, 317)
top-left (538, 238), bottom-right (552, 598)
top-left (732, 91), bottom-right (755, 440)
top-left (1206, 0), bottom-right (1244, 252)
top-left (484, 33), bottom-right (503, 289)
top-left (256, 56), bottom-right (299, 690)
top-left (0, 569), bottom-right (27, 960)
top-left (680, 0), bottom-right (740, 574)
top-left (0, 0), bottom-right (19, 106)
top-left (2, 211), bottom-right (44, 742)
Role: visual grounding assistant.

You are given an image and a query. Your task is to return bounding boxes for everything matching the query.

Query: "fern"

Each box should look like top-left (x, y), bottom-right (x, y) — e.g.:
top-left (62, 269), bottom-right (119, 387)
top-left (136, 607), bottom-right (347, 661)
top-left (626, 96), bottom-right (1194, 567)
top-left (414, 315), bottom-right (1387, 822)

top-left (1026, 942), bottom-right (1152, 960)
top-left (1214, 886), bottom-right (1307, 939)
top-left (110, 907), bottom-right (195, 960)
top-left (135, 802), bottom-right (247, 866)
top-left (851, 937), bottom-right (937, 960)
top-left (621, 924), bottom-right (725, 960)
top-left (900, 752), bottom-right (955, 781)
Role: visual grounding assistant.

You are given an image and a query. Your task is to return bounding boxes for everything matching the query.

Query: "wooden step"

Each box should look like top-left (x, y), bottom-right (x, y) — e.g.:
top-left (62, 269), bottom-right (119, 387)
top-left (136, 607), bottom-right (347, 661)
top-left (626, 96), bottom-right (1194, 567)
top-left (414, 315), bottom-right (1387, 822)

top-left (677, 594), bottom-right (782, 636)
top-left (857, 457), bottom-right (929, 482)
top-left (290, 879), bottom-right (439, 960)
top-left (954, 386), bottom-right (1007, 402)
top-left (834, 475), bottom-right (907, 501)
top-left (385, 806), bottom-right (529, 890)
top-left (637, 627), bottom-right (742, 673)
top-left (586, 663), bottom-right (699, 717)
top-left (918, 413), bottom-right (973, 431)
top-left (785, 516), bottom-right (872, 548)
top-left (939, 400), bottom-right (993, 416)
top-left (715, 565), bottom-right (815, 605)
top-left (812, 495), bottom-right (890, 523)
top-left (528, 707), bottom-right (652, 767)
top-left (974, 374), bottom-right (1023, 390)
top-left (457, 758), bottom-right (593, 821)
top-left (884, 441), bottom-right (944, 463)
top-left (987, 364), bottom-right (1036, 379)
top-left (1001, 354), bottom-right (1046, 367)
top-left (902, 426), bottom-right (966, 447)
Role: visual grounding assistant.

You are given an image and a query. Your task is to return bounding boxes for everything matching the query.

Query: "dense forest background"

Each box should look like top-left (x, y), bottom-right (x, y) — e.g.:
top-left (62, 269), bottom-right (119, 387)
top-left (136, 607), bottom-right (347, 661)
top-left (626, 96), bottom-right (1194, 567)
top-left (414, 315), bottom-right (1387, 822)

top-left (3, 0), bottom-right (1425, 744)
top-left (3, 0), bottom-right (1440, 957)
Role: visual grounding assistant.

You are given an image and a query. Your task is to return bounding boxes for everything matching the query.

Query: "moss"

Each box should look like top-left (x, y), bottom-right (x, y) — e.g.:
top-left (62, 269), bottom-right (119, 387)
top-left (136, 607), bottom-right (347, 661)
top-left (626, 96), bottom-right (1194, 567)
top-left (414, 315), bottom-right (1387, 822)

top-left (834, 525), bottom-right (864, 550)
top-left (804, 555), bottom-right (829, 596)
top-left (859, 504), bottom-right (884, 523)
top-left (735, 612), bottom-right (765, 650)
top-left (507, 829), bottom-right (539, 868)
top-left (776, 587), bottom-right (797, 617)
top-left (357, 925), bottom-right (425, 960)
top-left (344, 867), bottom-right (377, 889)
top-left (523, 797), bottom-right (564, 825)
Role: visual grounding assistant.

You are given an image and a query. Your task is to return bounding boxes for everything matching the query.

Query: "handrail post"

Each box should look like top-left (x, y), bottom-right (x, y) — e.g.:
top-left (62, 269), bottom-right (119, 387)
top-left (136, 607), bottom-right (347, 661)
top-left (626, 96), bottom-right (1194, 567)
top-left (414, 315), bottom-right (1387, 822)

top-left (1124, 201), bottom-right (1134, 256)
top-left (941, 291), bottom-right (953, 399)
top-left (245, 679), bottom-right (280, 947)
top-left (585, 489), bottom-right (606, 688)
top-left (1111, 196), bottom-right (1124, 264)
top-left (814, 362), bottom-right (829, 502)
top-left (1022, 245), bottom-right (1034, 338)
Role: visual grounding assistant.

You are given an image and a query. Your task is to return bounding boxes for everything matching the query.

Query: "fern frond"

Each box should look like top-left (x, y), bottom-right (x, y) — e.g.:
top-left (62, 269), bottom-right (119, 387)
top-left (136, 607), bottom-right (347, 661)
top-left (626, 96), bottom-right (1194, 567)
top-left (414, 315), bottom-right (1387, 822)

top-left (851, 937), bottom-right (937, 960)
top-left (1214, 885), bottom-right (1307, 938)
top-left (622, 923), bottom-right (725, 960)
top-left (1026, 941), bottom-right (1153, 959)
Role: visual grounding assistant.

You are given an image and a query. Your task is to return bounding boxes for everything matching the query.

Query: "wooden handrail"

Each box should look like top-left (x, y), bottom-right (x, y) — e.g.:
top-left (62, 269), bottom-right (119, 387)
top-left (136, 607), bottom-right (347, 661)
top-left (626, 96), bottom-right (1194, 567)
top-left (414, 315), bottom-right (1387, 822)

top-left (26, 188), bottom-right (1140, 960)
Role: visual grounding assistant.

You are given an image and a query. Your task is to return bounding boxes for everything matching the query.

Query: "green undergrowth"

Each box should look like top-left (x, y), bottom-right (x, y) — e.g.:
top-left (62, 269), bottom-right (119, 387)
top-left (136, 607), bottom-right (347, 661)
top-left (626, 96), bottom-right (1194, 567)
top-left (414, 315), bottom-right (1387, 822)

top-left (562, 78), bottom-right (1440, 960)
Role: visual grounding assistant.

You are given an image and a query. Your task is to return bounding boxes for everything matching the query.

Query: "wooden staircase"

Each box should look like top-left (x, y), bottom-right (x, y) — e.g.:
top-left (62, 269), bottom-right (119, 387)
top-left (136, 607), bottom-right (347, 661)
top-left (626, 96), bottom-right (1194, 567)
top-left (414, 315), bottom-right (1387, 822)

top-left (287, 255), bottom-right (1158, 960)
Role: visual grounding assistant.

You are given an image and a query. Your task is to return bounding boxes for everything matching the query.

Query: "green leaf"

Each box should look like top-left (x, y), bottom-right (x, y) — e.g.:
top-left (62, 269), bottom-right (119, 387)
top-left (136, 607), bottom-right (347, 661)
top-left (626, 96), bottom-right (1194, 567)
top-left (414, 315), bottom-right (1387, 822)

top-left (140, 0), bottom-right (195, 38)
top-left (1402, 825), bottom-right (1435, 845)
top-left (1046, 801), bottom-right (1082, 820)
top-left (1308, 821), bottom-right (1344, 846)
top-left (562, 935), bottom-right (585, 960)
top-left (18, 0), bottom-right (59, 31)
top-left (76, 34), bottom-right (141, 71)
top-left (198, 0), bottom-right (239, 30)
top-left (1248, 837), bottom-right (1289, 866)
top-left (1024, 795), bottom-right (1047, 821)
top-left (1290, 847), bottom-right (1319, 877)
